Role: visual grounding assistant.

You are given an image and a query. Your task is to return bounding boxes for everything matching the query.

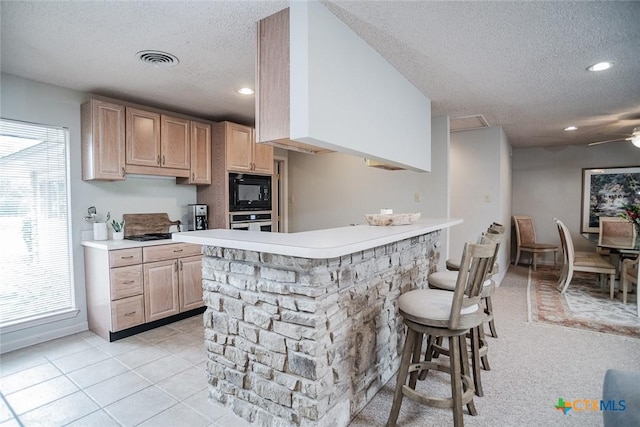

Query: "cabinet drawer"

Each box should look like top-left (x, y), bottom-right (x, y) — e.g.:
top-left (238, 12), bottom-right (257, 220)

top-left (143, 243), bottom-right (202, 263)
top-left (109, 248), bottom-right (142, 268)
top-left (110, 265), bottom-right (143, 300)
top-left (111, 295), bottom-right (145, 332)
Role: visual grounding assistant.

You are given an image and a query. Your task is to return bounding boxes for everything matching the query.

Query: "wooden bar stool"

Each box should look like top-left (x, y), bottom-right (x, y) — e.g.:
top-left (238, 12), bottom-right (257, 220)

top-left (387, 241), bottom-right (496, 427)
top-left (442, 227), bottom-right (504, 338)
top-left (426, 233), bottom-right (501, 396)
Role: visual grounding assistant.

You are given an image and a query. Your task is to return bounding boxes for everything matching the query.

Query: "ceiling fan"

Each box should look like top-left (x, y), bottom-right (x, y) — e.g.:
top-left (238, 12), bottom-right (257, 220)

top-left (588, 127), bottom-right (640, 148)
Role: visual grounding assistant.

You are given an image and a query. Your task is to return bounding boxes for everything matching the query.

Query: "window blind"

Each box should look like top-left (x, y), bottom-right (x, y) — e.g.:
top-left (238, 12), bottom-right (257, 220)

top-left (0, 118), bottom-right (73, 325)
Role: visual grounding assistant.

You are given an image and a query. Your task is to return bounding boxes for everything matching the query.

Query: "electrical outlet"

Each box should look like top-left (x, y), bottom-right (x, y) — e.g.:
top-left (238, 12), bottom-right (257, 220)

top-left (414, 193), bottom-right (421, 203)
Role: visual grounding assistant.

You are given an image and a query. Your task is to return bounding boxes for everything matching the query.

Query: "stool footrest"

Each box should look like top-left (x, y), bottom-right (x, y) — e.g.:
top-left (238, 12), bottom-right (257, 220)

top-left (402, 375), bottom-right (475, 409)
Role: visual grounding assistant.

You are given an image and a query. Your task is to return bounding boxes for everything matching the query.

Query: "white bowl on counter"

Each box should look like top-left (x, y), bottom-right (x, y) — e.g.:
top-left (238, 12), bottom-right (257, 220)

top-left (364, 212), bottom-right (421, 226)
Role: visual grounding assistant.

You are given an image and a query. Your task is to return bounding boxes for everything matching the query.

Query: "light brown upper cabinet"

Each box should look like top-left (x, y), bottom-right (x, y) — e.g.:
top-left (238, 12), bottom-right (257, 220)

top-left (125, 108), bottom-right (190, 178)
top-left (81, 99), bottom-right (126, 181)
top-left (82, 97), bottom-right (210, 182)
top-left (177, 120), bottom-right (212, 185)
top-left (222, 121), bottom-right (273, 174)
top-left (160, 115), bottom-right (190, 170)
top-left (126, 107), bottom-right (161, 167)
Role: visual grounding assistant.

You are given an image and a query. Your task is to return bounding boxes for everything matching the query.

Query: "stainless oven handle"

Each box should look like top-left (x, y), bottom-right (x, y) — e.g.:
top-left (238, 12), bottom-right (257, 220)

top-left (230, 221), bottom-right (272, 229)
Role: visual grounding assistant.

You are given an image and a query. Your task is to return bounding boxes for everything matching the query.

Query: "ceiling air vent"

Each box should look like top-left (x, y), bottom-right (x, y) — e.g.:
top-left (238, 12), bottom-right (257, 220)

top-left (450, 115), bottom-right (489, 132)
top-left (136, 50), bottom-right (179, 67)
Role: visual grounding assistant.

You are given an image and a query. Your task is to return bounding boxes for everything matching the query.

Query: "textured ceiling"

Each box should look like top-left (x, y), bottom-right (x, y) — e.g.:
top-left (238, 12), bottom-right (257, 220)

top-left (1, 0), bottom-right (640, 149)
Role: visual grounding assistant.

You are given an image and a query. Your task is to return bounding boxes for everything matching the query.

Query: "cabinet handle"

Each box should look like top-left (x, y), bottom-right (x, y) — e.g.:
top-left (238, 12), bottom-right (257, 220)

top-left (179, 260), bottom-right (183, 271)
top-left (121, 256), bottom-right (134, 259)
top-left (121, 166), bottom-right (125, 177)
top-left (173, 249), bottom-right (183, 253)
top-left (123, 280), bottom-right (135, 284)
top-left (192, 172), bottom-right (195, 181)
top-left (162, 155), bottom-right (165, 165)
top-left (157, 155), bottom-right (161, 165)
top-left (124, 311), bottom-right (136, 317)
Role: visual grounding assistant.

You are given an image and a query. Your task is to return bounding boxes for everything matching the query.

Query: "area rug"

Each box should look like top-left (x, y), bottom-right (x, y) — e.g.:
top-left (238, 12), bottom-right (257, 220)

top-left (527, 266), bottom-right (640, 338)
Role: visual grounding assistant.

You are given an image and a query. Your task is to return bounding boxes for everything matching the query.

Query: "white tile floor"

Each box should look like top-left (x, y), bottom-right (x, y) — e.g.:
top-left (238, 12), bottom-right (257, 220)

top-left (0, 316), bottom-right (252, 427)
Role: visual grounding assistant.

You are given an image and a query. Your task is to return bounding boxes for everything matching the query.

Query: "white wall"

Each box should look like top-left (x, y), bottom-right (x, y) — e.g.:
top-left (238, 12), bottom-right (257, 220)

top-left (512, 142), bottom-right (640, 254)
top-left (289, 1), bottom-right (431, 172)
top-left (287, 116), bottom-right (451, 268)
top-left (0, 73), bottom-right (197, 352)
top-left (449, 127), bottom-right (512, 281)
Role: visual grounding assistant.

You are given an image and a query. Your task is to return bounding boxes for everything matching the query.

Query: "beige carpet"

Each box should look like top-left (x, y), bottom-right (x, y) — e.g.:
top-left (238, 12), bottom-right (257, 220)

top-left (349, 265), bottom-right (640, 426)
top-left (529, 266), bottom-right (640, 338)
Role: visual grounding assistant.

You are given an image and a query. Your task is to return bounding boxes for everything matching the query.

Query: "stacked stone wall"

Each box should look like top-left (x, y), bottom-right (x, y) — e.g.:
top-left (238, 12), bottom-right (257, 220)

top-left (202, 231), bottom-right (440, 426)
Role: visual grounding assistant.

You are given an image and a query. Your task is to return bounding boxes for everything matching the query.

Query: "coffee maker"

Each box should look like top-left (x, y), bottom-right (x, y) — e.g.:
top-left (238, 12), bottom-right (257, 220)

top-left (187, 204), bottom-right (208, 230)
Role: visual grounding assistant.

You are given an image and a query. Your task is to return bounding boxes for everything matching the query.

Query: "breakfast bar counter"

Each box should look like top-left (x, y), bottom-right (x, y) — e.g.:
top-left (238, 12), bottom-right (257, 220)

top-left (173, 218), bottom-right (461, 426)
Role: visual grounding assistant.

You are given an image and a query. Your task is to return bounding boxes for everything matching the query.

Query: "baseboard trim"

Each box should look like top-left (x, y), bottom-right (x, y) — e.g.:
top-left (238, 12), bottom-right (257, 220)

top-left (0, 322), bottom-right (89, 354)
top-left (109, 306), bottom-right (206, 342)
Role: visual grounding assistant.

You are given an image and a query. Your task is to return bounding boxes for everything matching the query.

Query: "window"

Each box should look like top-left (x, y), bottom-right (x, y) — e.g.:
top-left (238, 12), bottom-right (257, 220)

top-left (0, 118), bottom-right (74, 326)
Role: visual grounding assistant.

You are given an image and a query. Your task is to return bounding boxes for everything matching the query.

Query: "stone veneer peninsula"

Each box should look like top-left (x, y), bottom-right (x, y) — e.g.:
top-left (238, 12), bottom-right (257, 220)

top-left (173, 218), bottom-right (461, 427)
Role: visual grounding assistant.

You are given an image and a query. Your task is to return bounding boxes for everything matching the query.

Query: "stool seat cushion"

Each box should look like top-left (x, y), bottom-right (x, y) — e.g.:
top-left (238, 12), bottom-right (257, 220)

top-left (446, 257), bottom-right (462, 270)
top-left (519, 242), bottom-right (557, 250)
top-left (399, 289), bottom-right (479, 325)
top-left (446, 257), bottom-right (499, 273)
top-left (429, 271), bottom-right (492, 291)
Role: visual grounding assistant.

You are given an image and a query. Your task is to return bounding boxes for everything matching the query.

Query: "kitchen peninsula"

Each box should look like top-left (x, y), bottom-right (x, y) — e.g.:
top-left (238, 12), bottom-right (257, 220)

top-left (173, 218), bottom-right (461, 427)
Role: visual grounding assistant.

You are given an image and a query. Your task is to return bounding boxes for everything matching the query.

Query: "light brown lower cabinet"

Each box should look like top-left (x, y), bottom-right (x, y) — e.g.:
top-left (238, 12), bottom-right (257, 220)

top-left (180, 255), bottom-right (206, 311)
top-left (84, 242), bottom-right (203, 341)
top-left (144, 259), bottom-right (180, 322)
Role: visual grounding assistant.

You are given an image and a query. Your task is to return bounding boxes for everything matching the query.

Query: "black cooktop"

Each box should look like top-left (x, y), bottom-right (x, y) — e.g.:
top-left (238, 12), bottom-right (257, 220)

top-left (125, 233), bottom-right (173, 241)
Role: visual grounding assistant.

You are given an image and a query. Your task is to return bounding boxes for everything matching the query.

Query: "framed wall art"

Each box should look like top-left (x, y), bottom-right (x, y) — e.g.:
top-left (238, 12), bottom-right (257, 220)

top-left (581, 166), bottom-right (640, 233)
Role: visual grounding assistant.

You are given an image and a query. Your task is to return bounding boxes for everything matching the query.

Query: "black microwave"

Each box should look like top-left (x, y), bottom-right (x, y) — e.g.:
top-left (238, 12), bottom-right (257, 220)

top-left (229, 173), bottom-right (272, 211)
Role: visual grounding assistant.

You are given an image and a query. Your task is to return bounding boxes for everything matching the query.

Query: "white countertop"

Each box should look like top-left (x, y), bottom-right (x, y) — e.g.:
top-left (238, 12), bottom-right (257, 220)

top-left (172, 218), bottom-right (462, 259)
top-left (81, 237), bottom-right (184, 250)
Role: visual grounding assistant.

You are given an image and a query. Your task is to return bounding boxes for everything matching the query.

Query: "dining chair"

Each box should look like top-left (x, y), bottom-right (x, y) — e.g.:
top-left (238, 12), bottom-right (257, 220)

top-left (599, 217), bottom-right (637, 250)
top-left (387, 240), bottom-right (496, 427)
top-left (554, 218), bottom-right (616, 297)
top-left (512, 215), bottom-right (558, 270)
top-left (621, 254), bottom-right (639, 316)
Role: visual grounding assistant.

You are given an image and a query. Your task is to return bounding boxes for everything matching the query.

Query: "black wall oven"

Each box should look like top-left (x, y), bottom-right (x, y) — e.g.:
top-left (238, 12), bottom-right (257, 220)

top-left (229, 173), bottom-right (272, 212)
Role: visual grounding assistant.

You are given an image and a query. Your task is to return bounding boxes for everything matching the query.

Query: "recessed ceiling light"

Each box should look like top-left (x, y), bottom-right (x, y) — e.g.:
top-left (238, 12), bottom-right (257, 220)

top-left (587, 61), bottom-right (614, 72)
top-left (564, 126), bottom-right (578, 131)
top-left (238, 88), bottom-right (255, 95)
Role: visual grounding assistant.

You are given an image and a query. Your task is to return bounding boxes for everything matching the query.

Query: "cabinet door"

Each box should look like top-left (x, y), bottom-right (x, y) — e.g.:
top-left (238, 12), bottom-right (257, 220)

top-left (82, 99), bottom-right (126, 181)
top-left (252, 127), bottom-right (274, 174)
top-left (189, 121), bottom-right (212, 184)
top-left (144, 259), bottom-right (180, 322)
top-left (179, 255), bottom-right (204, 311)
top-left (225, 122), bottom-right (253, 172)
top-left (161, 115), bottom-right (190, 170)
top-left (126, 107), bottom-right (161, 167)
